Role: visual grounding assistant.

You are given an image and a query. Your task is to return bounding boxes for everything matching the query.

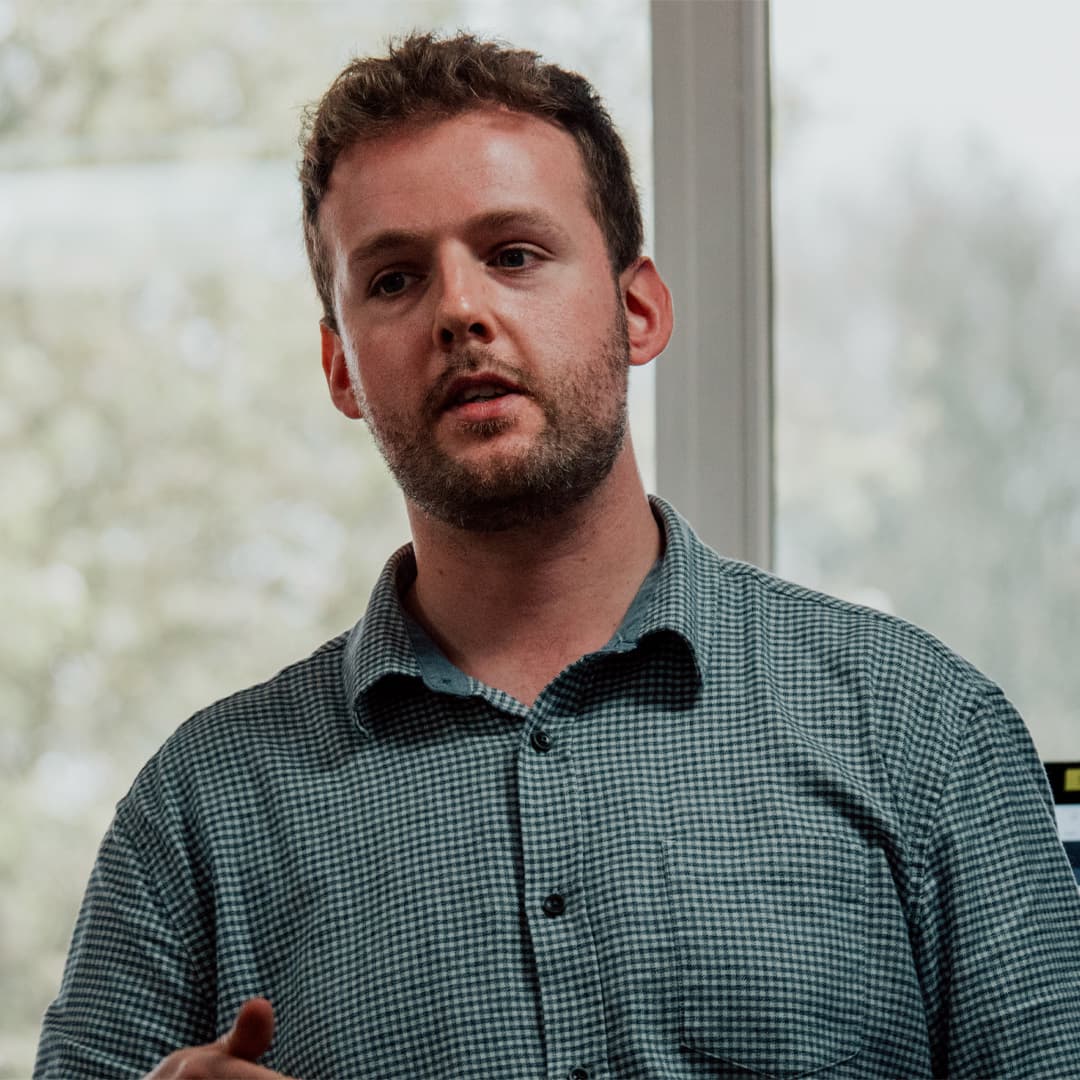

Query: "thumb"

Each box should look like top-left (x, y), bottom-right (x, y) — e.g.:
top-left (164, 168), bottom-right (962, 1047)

top-left (219, 997), bottom-right (275, 1062)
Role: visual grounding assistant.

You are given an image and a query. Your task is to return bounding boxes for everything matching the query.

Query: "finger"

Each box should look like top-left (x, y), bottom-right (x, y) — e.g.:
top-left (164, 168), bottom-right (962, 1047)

top-left (146, 1046), bottom-right (289, 1080)
top-left (206, 1058), bottom-right (288, 1079)
top-left (218, 997), bottom-right (275, 1062)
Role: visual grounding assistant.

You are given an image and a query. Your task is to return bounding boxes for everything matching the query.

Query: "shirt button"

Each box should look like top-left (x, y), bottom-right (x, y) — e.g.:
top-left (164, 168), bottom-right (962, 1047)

top-left (568, 1068), bottom-right (591, 1080)
top-left (542, 892), bottom-right (566, 917)
top-left (530, 729), bottom-right (553, 752)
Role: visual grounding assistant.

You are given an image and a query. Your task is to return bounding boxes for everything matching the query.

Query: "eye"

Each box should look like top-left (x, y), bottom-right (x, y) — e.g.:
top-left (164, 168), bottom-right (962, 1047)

top-left (370, 270), bottom-right (411, 297)
top-left (492, 247), bottom-right (535, 270)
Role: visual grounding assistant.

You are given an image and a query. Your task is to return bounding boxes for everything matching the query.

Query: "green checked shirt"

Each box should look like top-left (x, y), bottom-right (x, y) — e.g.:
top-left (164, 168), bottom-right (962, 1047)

top-left (37, 498), bottom-right (1080, 1079)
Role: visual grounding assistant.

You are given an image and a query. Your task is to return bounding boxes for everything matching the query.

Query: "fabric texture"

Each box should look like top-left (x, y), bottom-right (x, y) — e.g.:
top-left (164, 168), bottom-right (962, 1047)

top-left (36, 497), bottom-right (1080, 1079)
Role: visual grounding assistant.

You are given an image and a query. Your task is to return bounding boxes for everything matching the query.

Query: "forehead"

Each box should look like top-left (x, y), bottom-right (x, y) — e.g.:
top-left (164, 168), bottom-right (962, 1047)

top-left (321, 107), bottom-right (595, 241)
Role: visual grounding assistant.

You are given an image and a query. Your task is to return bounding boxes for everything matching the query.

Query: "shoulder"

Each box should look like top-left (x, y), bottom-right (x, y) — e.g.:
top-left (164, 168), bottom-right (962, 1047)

top-left (655, 496), bottom-right (990, 713)
top-left (118, 630), bottom-right (356, 830)
top-left (172, 630), bottom-right (352, 751)
top-left (652, 496), bottom-right (998, 749)
top-left (690, 545), bottom-right (1005, 798)
top-left (690, 550), bottom-right (1034, 854)
top-left (698, 544), bottom-right (989, 701)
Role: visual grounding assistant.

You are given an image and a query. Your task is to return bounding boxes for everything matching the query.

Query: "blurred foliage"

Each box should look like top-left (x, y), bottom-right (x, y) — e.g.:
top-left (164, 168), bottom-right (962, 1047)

top-left (0, 0), bottom-right (416, 165)
top-left (0, 2), bottom-right (423, 1074)
top-left (0, 1), bottom-right (650, 1075)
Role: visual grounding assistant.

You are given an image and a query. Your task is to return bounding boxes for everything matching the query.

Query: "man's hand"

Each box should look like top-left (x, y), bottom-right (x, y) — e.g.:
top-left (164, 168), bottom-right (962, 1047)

top-left (145, 997), bottom-right (292, 1078)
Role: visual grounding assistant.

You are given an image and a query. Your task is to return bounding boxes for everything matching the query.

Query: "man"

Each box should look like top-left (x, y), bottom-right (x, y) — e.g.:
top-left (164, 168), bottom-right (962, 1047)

top-left (37, 32), bottom-right (1080, 1080)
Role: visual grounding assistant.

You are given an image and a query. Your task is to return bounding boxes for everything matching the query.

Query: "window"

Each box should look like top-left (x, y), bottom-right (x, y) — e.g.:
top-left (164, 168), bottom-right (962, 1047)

top-left (772, 0), bottom-right (1080, 760)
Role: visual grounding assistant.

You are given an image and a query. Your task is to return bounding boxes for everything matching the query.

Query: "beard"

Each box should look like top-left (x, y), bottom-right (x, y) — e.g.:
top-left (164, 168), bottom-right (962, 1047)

top-left (356, 307), bottom-right (631, 532)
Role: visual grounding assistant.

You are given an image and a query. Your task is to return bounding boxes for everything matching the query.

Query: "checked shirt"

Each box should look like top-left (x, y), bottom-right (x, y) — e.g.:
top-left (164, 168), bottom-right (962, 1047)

top-left (37, 497), bottom-right (1080, 1079)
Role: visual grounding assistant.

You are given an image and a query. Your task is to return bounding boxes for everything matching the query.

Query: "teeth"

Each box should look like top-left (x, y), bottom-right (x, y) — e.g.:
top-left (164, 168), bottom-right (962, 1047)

top-left (459, 386), bottom-right (508, 403)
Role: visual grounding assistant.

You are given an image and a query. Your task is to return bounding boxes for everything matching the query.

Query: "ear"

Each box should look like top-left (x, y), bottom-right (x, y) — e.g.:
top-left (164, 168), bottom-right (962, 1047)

top-left (320, 321), bottom-right (363, 419)
top-left (619, 256), bottom-right (674, 368)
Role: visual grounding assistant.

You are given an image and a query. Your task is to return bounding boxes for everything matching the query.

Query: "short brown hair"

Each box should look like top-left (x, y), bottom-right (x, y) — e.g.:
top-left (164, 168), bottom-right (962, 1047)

top-left (299, 31), bottom-right (643, 330)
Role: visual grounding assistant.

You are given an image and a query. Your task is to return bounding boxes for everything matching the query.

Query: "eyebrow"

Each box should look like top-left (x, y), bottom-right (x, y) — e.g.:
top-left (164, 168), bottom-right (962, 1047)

top-left (469, 208), bottom-right (572, 244)
top-left (347, 228), bottom-right (427, 270)
top-left (346, 208), bottom-right (573, 270)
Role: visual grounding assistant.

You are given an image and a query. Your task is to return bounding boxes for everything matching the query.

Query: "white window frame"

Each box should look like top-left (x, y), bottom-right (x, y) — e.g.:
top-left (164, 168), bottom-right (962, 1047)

top-left (651, 0), bottom-right (773, 569)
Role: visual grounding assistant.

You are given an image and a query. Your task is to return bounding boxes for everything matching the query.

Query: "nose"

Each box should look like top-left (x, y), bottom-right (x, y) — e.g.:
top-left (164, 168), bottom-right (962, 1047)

top-left (432, 248), bottom-right (495, 351)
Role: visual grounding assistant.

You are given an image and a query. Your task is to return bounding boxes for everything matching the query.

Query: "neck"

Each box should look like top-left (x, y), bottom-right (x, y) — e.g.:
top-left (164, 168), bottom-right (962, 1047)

top-left (402, 445), bottom-right (661, 705)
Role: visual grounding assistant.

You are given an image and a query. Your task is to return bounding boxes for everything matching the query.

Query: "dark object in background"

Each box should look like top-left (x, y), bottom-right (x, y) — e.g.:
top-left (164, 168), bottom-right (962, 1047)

top-left (1045, 762), bottom-right (1080, 885)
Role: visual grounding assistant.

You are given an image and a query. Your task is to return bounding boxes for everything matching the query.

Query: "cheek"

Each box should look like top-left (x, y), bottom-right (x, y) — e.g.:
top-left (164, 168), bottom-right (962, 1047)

top-left (517, 281), bottom-right (614, 354)
top-left (342, 321), bottom-right (414, 389)
top-left (550, 286), bottom-right (621, 353)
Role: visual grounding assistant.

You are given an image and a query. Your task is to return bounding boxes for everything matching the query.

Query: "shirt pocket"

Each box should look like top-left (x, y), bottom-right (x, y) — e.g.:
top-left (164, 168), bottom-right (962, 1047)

top-left (661, 829), bottom-right (868, 1078)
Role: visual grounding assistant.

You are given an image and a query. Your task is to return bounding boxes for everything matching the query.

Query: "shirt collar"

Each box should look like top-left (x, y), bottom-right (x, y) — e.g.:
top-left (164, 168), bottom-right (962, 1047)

top-left (627, 495), bottom-right (706, 683)
top-left (341, 494), bottom-right (708, 713)
top-left (341, 543), bottom-right (422, 709)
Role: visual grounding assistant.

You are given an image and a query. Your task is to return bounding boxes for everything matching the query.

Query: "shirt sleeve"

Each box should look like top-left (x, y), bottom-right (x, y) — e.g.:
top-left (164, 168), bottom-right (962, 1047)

top-left (910, 686), bottom-right (1080, 1078)
top-left (34, 808), bottom-right (216, 1079)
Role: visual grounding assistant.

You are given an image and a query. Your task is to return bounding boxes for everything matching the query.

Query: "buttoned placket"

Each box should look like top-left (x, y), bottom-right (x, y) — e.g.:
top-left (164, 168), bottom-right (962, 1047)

top-left (515, 666), bottom-right (609, 1079)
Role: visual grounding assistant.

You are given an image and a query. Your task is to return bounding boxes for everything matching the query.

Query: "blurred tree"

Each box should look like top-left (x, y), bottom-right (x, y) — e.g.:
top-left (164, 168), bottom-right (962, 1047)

top-left (0, 3), bottom-right (415, 1072)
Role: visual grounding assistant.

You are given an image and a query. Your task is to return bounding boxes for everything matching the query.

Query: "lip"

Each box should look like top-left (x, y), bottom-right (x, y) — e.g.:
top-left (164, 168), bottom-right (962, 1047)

top-left (439, 372), bottom-right (527, 416)
top-left (448, 393), bottom-right (523, 424)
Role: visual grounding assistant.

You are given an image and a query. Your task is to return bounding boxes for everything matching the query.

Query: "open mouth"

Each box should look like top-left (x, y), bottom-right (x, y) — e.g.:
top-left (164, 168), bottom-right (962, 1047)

top-left (451, 384), bottom-right (514, 406)
top-left (441, 374), bottom-right (525, 413)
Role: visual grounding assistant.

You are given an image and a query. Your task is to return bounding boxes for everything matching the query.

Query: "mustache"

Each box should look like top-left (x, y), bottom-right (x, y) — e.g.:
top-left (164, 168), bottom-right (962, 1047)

top-left (422, 349), bottom-right (537, 418)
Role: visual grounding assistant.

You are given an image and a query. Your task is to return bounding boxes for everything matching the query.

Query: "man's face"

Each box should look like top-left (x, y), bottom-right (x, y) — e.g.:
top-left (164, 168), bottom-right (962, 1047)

top-left (318, 107), bottom-right (633, 531)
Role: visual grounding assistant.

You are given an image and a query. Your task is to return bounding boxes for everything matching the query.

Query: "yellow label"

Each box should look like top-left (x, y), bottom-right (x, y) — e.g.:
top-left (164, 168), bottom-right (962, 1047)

top-left (1065, 768), bottom-right (1080, 793)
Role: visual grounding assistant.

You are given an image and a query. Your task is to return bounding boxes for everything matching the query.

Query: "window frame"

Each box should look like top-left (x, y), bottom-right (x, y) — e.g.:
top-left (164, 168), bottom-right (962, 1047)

top-left (651, 0), bottom-right (773, 568)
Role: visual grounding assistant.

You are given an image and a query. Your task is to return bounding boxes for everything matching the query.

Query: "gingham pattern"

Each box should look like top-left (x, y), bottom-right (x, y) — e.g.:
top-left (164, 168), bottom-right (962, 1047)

top-left (37, 498), bottom-right (1080, 1079)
